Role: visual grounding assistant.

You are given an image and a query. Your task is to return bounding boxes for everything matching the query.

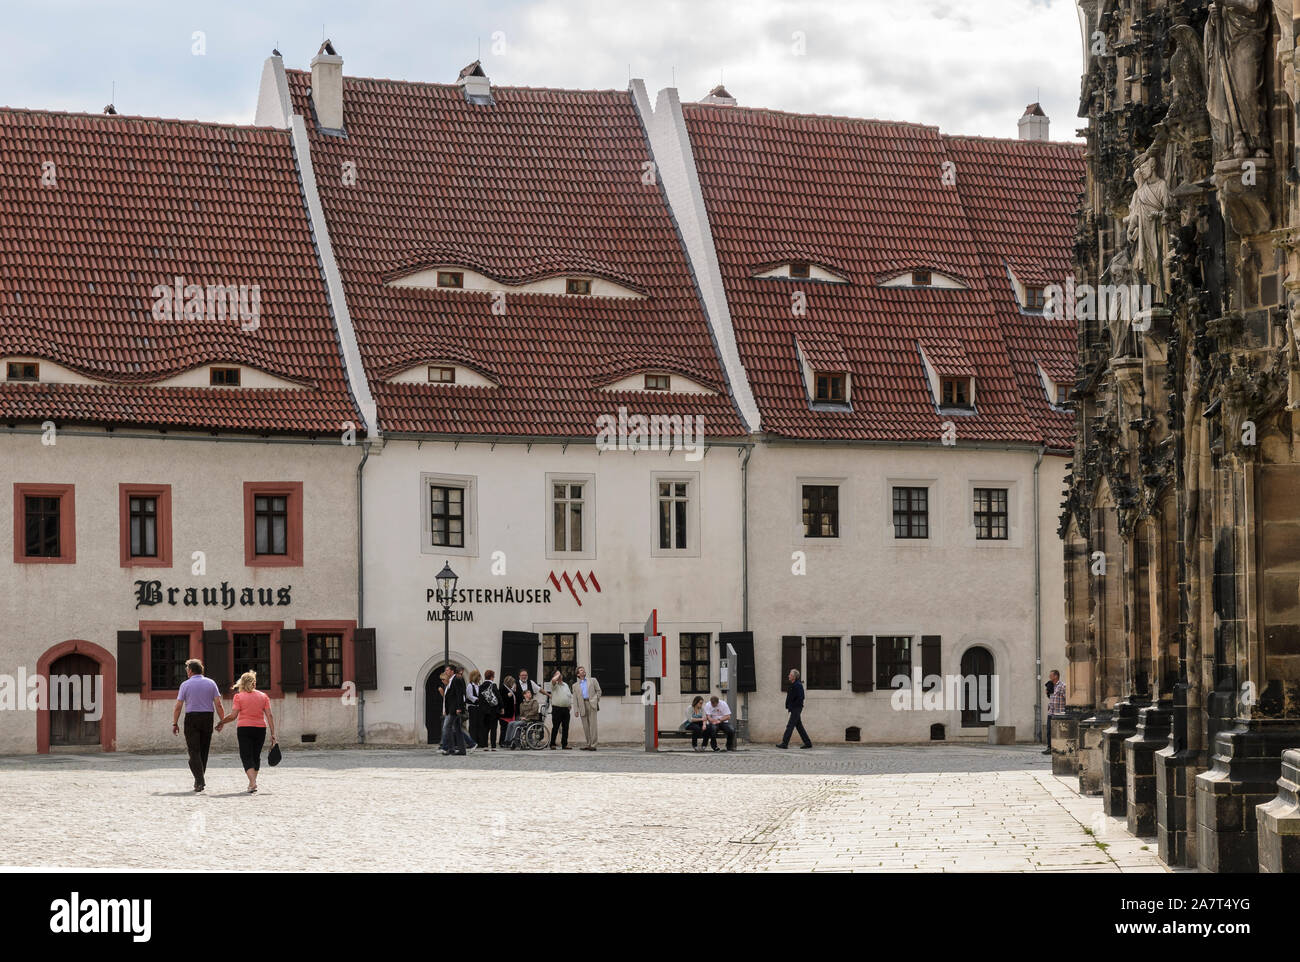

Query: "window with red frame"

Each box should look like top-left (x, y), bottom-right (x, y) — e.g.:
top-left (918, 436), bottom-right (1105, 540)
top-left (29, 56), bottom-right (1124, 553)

top-left (13, 483), bottom-right (75, 564)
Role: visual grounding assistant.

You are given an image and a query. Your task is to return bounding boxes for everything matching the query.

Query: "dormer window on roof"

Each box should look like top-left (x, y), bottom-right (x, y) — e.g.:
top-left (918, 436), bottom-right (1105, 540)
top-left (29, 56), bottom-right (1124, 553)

top-left (437, 271), bottom-right (464, 289)
top-left (210, 367), bottom-right (241, 387)
top-left (644, 373), bottom-right (670, 391)
top-left (940, 376), bottom-right (971, 408)
top-left (6, 361), bottom-right (39, 382)
top-left (1023, 286), bottom-right (1047, 311)
top-left (429, 366), bottom-right (456, 383)
top-left (566, 278), bottom-right (592, 295)
top-left (880, 269), bottom-right (968, 290)
top-left (918, 339), bottom-right (977, 414)
top-left (815, 372), bottom-right (847, 403)
top-left (753, 261), bottom-right (847, 283)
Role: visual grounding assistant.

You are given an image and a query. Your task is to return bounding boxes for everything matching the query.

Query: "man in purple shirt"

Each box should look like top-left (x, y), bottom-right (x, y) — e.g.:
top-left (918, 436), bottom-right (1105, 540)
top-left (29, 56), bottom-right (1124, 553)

top-left (171, 659), bottom-right (226, 792)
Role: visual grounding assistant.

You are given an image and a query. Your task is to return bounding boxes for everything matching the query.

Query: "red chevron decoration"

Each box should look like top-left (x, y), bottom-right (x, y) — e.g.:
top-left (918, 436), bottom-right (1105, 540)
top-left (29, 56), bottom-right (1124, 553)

top-left (548, 570), bottom-right (602, 605)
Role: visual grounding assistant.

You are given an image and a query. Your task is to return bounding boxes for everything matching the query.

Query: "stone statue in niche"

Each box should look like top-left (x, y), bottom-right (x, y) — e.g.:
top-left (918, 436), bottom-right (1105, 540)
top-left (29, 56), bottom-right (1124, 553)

top-left (1204, 0), bottom-right (1270, 161)
top-left (1162, 23), bottom-right (1212, 188)
top-left (1124, 152), bottom-right (1171, 295)
top-left (1104, 247), bottom-right (1134, 358)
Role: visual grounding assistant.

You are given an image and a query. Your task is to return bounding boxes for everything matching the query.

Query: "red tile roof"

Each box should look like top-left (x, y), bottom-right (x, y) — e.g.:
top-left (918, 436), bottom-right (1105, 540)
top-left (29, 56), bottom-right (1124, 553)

top-left (287, 72), bottom-right (746, 438)
top-left (0, 108), bottom-right (361, 435)
top-left (681, 103), bottom-right (1083, 447)
top-left (918, 338), bottom-right (975, 378)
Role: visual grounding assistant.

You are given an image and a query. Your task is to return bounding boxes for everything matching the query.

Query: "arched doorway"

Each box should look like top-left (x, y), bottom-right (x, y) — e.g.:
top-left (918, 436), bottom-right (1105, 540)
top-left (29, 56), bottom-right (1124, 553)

top-left (36, 640), bottom-right (117, 754)
top-left (49, 653), bottom-right (101, 746)
top-left (960, 646), bottom-right (995, 728)
top-left (423, 663), bottom-right (459, 745)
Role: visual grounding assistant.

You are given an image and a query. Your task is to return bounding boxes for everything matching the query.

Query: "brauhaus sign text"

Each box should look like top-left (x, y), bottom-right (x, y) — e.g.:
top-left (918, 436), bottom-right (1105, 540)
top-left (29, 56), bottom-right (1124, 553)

top-left (134, 580), bottom-right (293, 610)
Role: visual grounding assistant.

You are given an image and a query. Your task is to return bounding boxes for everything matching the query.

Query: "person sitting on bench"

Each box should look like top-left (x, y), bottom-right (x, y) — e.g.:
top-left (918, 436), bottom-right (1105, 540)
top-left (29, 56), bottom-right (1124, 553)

top-left (702, 694), bottom-right (735, 752)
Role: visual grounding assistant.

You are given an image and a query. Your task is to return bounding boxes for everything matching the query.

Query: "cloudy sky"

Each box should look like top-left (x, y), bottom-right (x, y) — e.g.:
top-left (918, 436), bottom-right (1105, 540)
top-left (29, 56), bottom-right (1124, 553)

top-left (2, 0), bottom-right (1084, 140)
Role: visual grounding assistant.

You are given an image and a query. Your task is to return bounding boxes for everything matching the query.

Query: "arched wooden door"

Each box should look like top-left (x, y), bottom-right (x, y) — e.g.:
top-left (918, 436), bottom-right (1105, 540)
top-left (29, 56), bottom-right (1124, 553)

top-left (960, 646), bottom-right (995, 728)
top-left (424, 663), bottom-right (459, 744)
top-left (48, 653), bottom-right (101, 746)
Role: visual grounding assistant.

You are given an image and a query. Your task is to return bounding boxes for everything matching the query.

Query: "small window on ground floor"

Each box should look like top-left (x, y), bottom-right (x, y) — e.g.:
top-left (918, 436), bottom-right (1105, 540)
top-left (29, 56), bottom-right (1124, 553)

top-left (806, 636), bottom-right (841, 690)
top-left (679, 632), bottom-right (710, 694)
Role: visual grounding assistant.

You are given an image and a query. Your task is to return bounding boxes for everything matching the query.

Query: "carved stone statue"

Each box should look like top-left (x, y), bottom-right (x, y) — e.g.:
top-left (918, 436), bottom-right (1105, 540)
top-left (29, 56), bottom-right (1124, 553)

top-left (1104, 247), bottom-right (1134, 357)
top-left (1123, 153), bottom-right (1170, 293)
top-left (1205, 0), bottom-right (1270, 161)
top-left (1163, 23), bottom-right (1211, 186)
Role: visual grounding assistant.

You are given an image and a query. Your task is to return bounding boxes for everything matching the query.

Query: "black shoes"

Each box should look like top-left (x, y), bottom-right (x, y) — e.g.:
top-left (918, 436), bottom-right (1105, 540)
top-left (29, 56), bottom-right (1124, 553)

top-left (1041, 747), bottom-right (1052, 754)
top-left (776, 743), bottom-right (788, 749)
top-left (800, 744), bottom-right (812, 749)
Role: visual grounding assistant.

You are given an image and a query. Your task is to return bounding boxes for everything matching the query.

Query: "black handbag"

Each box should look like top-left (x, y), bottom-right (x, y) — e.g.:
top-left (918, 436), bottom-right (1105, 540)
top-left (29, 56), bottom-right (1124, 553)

top-left (268, 741), bottom-right (282, 767)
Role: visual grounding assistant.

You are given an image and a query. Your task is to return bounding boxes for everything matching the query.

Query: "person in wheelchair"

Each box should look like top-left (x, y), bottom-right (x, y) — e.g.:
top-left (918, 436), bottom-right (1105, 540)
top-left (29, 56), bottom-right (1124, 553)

top-left (504, 688), bottom-right (543, 748)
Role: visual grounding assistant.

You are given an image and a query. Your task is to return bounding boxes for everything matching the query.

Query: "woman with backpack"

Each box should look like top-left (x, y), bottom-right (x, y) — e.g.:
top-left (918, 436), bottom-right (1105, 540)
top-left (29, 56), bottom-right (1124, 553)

top-left (497, 674), bottom-right (519, 750)
top-left (478, 669), bottom-right (501, 751)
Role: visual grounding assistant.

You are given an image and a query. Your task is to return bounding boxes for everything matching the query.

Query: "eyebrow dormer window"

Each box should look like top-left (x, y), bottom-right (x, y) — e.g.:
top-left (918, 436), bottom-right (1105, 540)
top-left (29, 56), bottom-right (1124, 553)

top-left (941, 377), bottom-right (971, 408)
top-left (1024, 287), bottom-right (1046, 311)
top-left (437, 271), bottom-right (464, 289)
top-left (815, 372), bottom-right (846, 403)
top-left (644, 373), bottom-right (670, 391)
top-left (210, 367), bottom-right (241, 387)
top-left (6, 361), bottom-right (39, 382)
top-left (789, 262), bottom-right (811, 279)
top-left (566, 279), bottom-right (592, 295)
top-left (912, 270), bottom-right (932, 287)
top-left (429, 366), bottom-right (456, 383)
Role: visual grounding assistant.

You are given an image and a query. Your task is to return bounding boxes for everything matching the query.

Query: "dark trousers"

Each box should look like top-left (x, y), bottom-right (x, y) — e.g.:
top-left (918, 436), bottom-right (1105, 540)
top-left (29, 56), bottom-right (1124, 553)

top-left (237, 726), bottom-right (267, 771)
top-left (686, 720), bottom-right (704, 748)
top-left (550, 706), bottom-right (570, 747)
top-left (498, 716), bottom-right (513, 745)
top-left (782, 710), bottom-right (811, 747)
top-left (482, 710), bottom-right (498, 748)
top-left (468, 705), bottom-right (484, 745)
top-left (704, 721), bottom-right (735, 750)
top-left (184, 711), bottom-right (213, 787)
top-left (446, 712), bottom-right (466, 753)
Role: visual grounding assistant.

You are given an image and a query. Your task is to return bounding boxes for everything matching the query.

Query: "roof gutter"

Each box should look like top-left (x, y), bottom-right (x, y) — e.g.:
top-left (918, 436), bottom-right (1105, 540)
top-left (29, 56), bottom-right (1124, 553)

top-left (356, 440), bottom-right (371, 744)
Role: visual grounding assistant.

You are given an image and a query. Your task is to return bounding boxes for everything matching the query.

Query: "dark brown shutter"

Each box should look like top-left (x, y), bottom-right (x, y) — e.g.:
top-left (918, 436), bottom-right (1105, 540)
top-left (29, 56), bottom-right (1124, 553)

top-left (500, 631), bottom-right (540, 682)
top-left (921, 635), bottom-right (941, 692)
top-left (781, 636), bottom-right (802, 692)
top-left (117, 630), bottom-right (143, 693)
top-left (354, 628), bottom-right (377, 691)
top-left (590, 633), bottom-right (626, 695)
top-left (280, 628), bottom-right (304, 692)
top-left (850, 636), bottom-right (874, 692)
top-left (718, 631), bottom-right (756, 692)
top-left (203, 630), bottom-right (231, 694)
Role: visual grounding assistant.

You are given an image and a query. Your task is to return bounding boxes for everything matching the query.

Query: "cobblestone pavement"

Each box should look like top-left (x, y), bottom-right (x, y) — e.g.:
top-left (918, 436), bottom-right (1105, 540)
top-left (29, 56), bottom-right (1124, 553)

top-left (0, 744), bottom-right (1171, 872)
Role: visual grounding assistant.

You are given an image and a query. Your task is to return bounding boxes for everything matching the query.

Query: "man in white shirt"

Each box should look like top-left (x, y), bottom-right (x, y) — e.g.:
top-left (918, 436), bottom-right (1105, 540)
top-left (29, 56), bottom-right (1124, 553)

top-left (702, 694), bottom-right (735, 752)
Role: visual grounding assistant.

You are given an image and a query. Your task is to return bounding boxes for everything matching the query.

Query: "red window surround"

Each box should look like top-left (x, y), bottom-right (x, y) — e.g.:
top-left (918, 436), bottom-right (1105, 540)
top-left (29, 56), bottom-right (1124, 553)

top-left (243, 481), bottom-right (304, 568)
top-left (223, 620), bottom-right (284, 699)
top-left (138, 621), bottom-right (204, 701)
top-left (294, 620), bottom-right (358, 698)
top-left (118, 483), bottom-right (173, 568)
top-left (13, 483), bottom-right (76, 564)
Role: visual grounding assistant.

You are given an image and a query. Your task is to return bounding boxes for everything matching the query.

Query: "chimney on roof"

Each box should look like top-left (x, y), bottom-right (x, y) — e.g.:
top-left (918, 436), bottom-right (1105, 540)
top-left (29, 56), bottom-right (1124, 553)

top-left (311, 39), bottom-right (345, 131)
top-left (457, 60), bottom-right (494, 105)
top-left (701, 84), bottom-right (736, 106)
top-left (1018, 102), bottom-right (1049, 141)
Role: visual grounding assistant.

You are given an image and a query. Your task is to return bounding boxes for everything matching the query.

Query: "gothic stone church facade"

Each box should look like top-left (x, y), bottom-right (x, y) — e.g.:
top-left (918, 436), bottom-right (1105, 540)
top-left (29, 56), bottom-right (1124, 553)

top-left (1061, 0), bottom-right (1300, 872)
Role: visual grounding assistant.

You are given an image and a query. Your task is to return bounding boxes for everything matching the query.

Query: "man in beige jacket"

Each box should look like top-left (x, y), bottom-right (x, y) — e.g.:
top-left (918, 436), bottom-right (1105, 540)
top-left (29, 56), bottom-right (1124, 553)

top-left (572, 665), bottom-right (602, 750)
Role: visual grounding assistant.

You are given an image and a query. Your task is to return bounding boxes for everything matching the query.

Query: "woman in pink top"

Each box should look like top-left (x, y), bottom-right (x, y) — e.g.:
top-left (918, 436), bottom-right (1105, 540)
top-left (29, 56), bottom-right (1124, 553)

top-left (216, 671), bottom-right (277, 793)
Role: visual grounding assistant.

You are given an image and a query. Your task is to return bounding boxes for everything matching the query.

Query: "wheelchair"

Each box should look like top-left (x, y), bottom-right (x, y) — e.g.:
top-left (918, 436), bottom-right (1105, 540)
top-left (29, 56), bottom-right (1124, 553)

top-left (506, 706), bottom-right (549, 750)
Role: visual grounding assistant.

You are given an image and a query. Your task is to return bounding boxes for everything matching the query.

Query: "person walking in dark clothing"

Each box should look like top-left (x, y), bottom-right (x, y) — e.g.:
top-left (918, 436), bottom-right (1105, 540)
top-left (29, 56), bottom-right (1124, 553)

top-left (442, 667), bottom-right (468, 756)
top-left (171, 659), bottom-right (226, 792)
top-left (478, 669), bottom-right (501, 751)
top-left (777, 669), bottom-right (813, 749)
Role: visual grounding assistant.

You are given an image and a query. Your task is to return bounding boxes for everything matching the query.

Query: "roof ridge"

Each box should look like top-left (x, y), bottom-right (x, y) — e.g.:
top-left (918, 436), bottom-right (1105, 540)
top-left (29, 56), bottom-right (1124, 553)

top-left (0, 104), bottom-right (284, 134)
top-left (283, 67), bottom-right (630, 98)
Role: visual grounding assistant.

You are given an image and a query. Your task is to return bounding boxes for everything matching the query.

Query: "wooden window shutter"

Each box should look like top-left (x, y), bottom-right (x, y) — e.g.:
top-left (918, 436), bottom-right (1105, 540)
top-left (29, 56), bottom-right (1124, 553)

top-left (921, 635), bottom-right (941, 692)
top-left (850, 636), bottom-right (874, 692)
top-left (781, 636), bottom-right (802, 692)
top-left (590, 633), bottom-right (626, 695)
top-left (500, 631), bottom-right (540, 682)
top-left (280, 628), bottom-right (304, 692)
top-left (202, 629), bottom-right (231, 694)
top-left (117, 630), bottom-right (143, 693)
top-left (354, 628), bottom-right (378, 691)
top-left (718, 631), bottom-right (756, 692)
